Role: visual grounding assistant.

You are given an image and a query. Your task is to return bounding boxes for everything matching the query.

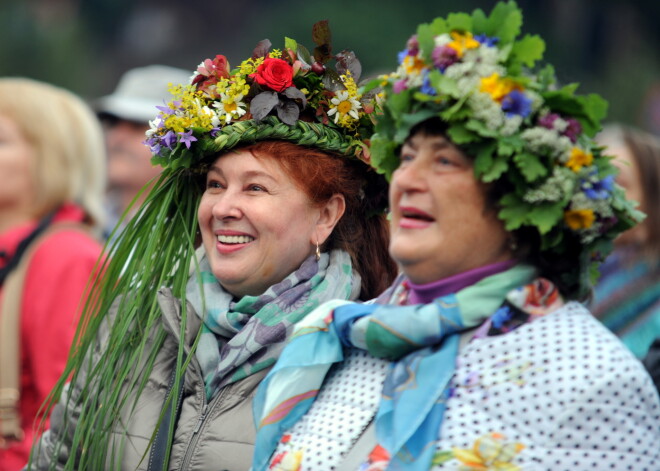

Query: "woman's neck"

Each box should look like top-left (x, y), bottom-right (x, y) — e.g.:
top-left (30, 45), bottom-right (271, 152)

top-left (407, 260), bottom-right (517, 305)
top-left (0, 209), bottom-right (34, 235)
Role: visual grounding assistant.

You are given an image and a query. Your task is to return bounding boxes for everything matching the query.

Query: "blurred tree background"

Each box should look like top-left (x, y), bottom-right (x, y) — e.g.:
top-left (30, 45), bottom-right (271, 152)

top-left (1, 0), bottom-right (659, 133)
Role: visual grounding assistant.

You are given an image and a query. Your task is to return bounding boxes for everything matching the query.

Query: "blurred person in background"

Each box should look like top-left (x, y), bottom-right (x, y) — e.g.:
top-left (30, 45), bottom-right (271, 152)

top-left (0, 78), bottom-right (106, 470)
top-left (591, 123), bottom-right (660, 358)
top-left (95, 64), bottom-right (191, 239)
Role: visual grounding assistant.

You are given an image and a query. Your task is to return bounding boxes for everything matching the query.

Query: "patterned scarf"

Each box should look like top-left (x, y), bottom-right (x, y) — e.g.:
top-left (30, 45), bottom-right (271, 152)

top-left (252, 264), bottom-right (568, 471)
top-left (186, 249), bottom-right (361, 399)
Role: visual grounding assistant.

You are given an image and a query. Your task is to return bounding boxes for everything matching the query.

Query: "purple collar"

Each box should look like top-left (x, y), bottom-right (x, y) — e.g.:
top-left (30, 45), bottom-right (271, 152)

top-left (407, 260), bottom-right (517, 305)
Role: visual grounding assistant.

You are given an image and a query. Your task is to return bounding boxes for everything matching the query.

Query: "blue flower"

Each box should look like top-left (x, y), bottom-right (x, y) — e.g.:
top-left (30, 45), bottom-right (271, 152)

top-left (491, 306), bottom-right (513, 329)
top-left (474, 34), bottom-right (499, 47)
top-left (582, 173), bottom-right (615, 199)
top-left (501, 89), bottom-right (532, 118)
top-left (178, 130), bottom-right (198, 149)
top-left (397, 48), bottom-right (408, 65)
top-left (420, 70), bottom-right (437, 96)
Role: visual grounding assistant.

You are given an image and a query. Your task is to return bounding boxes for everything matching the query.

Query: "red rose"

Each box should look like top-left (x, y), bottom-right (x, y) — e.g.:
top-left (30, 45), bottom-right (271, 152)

top-left (251, 58), bottom-right (294, 92)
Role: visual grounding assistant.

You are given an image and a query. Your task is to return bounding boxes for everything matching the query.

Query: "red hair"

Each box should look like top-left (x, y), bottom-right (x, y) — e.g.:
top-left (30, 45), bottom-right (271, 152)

top-left (240, 140), bottom-right (397, 300)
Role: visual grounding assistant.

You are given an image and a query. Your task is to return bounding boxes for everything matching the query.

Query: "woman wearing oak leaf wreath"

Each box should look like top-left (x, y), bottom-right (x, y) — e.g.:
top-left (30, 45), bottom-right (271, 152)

top-left (252, 3), bottom-right (660, 470)
top-left (27, 22), bottom-right (396, 471)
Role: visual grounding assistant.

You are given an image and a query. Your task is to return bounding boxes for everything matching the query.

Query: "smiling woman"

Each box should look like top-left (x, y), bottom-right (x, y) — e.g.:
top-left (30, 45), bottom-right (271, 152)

top-left (28, 23), bottom-right (397, 471)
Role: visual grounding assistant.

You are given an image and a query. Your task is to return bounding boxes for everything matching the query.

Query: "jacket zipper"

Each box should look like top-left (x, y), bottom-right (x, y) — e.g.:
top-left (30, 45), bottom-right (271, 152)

top-left (178, 383), bottom-right (226, 470)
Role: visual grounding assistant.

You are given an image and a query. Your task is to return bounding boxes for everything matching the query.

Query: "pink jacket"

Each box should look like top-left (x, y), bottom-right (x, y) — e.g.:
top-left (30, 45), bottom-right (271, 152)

top-left (0, 204), bottom-right (103, 471)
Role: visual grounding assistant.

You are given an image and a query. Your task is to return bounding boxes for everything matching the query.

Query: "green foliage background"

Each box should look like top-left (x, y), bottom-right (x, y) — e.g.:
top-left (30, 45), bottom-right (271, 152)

top-left (1, 0), bottom-right (659, 132)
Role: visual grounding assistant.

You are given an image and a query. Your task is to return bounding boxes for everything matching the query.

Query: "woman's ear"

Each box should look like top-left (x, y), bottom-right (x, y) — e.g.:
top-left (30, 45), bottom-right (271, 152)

top-left (313, 194), bottom-right (346, 245)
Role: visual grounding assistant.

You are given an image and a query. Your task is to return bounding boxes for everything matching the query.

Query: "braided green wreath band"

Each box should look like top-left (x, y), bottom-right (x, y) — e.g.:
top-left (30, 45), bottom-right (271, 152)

top-left (153, 116), bottom-right (366, 171)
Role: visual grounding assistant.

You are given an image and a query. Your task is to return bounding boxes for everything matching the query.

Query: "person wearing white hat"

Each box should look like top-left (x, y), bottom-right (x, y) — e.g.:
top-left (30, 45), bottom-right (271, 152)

top-left (96, 64), bottom-right (190, 239)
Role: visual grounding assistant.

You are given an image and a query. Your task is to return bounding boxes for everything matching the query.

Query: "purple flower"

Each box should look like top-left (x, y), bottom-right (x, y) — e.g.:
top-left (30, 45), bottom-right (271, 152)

top-left (564, 118), bottom-right (582, 143)
top-left (393, 79), bottom-right (408, 94)
top-left (406, 34), bottom-right (419, 56)
top-left (143, 137), bottom-right (161, 155)
top-left (582, 173), bottom-right (615, 199)
top-left (432, 45), bottom-right (459, 71)
top-left (538, 113), bottom-right (582, 143)
top-left (474, 34), bottom-right (499, 47)
top-left (538, 113), bottom-right (559, 129)
top-left (501, 90), bottom-right (532, 118)
top-left (178, 130), bottom-right (198, 149)
top-left (420, 70), bottom-right (436, 96)
top-left (162, 130), bottom-right (177, 148)
top-left (210, 127), bottom-right (222, 138)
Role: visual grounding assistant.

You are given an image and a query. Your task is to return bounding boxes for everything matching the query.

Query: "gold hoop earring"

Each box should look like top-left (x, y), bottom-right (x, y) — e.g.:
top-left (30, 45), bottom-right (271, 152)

top-left (315, 240), bottom-right (321, 261)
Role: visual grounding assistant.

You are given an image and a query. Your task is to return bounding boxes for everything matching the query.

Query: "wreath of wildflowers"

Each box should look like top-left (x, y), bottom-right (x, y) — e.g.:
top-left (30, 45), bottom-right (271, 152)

top-left (367, 1), bottom-right (643, 298)
top-left (144, 20), bottom-right (377, 170)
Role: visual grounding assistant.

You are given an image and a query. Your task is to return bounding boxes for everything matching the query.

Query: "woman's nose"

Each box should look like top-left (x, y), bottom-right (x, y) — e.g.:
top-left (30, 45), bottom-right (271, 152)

top-left (392, 159), bottom-right (427, 193)
top-left (210, 192), bottom-right (243, 220)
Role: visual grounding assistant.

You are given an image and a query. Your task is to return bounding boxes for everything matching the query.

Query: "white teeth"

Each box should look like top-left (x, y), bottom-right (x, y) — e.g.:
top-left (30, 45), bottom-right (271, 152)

top-left (217, 235), bottom-right (254, 244)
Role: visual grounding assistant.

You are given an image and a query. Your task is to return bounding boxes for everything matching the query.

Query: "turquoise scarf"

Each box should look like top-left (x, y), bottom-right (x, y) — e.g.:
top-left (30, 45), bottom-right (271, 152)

top-left (252, 264), bottom-right (537, 471)
top-left (186, 249), bottom-right (361, 399)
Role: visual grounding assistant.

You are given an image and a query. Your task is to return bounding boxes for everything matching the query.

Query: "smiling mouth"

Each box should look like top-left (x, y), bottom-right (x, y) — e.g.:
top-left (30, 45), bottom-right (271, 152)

top-left (217, 234), bottom-right (255, 244)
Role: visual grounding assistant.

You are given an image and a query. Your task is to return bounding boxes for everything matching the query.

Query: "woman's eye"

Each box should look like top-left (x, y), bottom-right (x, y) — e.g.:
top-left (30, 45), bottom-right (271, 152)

top-left (399, 152), bottom-right (415, 163)
top-left (247, 184), bottom-right (266, 192)
top-left (206, 180), bottom-right (224, 190)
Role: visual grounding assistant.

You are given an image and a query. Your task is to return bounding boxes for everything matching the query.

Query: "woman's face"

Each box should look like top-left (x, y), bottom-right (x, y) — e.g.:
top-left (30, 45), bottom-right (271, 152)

top-left (388, 132), bottom-right (512, 284)
top-left (0, 114), bottom-right (35, 218)
top-left (198, 150), bottom-right (334, 297)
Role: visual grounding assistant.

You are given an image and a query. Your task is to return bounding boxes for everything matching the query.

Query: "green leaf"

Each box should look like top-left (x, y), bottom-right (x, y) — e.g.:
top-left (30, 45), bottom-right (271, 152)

top-left (498, 193), bottom-right (530, 230)
top-left (446, 12), bottom-right (473, 32)
top-left (471, 8), bottom-right (489, 34)
top-left (465, 118), bottom-right (499, 138)
top-left (483, 154), bottom-right (509, 182)
top-left (511, 34), bottom-right (545, 67)
top-left (394, 109), bottom-right (438, 143)
top-left (370, 134), bottom-right (399, 179)
top-left (447, 123), bottom-right (477, 145)
top-left (430, 70), bottom-right (460, 98)
top-left (514, 151), bottom-right (547, 182)
top-left (417, 23), bottom-right (436, 62)
top-left (527, 203), bottom-right (564, 234)
top-left (427, 16), bottom-right (449, 36)
top-left (487, 1), bottom-right (522, 44)
top-left (284, 37), bottom-right (297, 53)
top-left (473, 142), bottom-right (497, 178)
top-left (537, 64), bottom-right (557, 90)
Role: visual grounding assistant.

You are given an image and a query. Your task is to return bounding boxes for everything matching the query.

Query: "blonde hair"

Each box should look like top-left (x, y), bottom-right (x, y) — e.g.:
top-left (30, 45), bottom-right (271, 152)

top-left (0, 78), bottom-right (106, 232)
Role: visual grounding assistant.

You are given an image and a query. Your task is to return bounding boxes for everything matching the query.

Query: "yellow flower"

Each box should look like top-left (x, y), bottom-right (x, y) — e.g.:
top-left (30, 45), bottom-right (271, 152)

top-left (566, 147), bottom-right (594, 172)
top-left (448, 31), bottom-right (480, 58)
top-left (479, 73), bottom-right (519, 102)
top-left (452, 433), bottom-right (525, 470)
top-left (403, 54), bottom-right (426, 75)
top-left (564, 209), bottom-right (595, 230)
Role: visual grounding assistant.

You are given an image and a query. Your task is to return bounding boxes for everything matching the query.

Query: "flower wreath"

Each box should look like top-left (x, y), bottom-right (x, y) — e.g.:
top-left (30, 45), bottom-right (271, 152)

top-left (366, 1), bottom-right (643, 299)
top-left (144, 20), bottom-right (377, 171)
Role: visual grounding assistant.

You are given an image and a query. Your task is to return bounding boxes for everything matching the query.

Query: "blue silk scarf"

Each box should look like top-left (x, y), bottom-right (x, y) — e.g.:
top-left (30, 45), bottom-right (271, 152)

top-left (252, 264), bottom-right (537, 471)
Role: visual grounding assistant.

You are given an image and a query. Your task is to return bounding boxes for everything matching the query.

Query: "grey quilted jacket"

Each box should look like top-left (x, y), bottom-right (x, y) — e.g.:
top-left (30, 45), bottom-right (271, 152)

top-left (29, 288), bottom-right (267, 471)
